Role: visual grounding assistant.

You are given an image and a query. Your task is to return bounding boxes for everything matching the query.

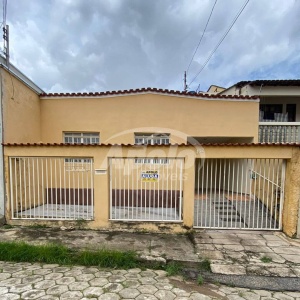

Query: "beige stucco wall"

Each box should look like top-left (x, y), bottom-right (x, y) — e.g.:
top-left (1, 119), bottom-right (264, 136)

top-left (1, 68), bottom-right (41, 143)
top-left (40, 93), bottom-right (259, 144)
top-left (4, 144), bottom-right (299, 236)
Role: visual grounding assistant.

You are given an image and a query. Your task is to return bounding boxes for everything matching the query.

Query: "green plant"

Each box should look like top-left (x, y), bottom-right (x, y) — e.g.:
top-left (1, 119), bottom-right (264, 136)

top-left (27, 224), bottom-right (48, 229)
top-left (197, 274), bottom-right (204, 285)
top-left (0, 241), bottom-right (138, 269)
top-left (165, 262), bottom-right (183, 276)
top-left (260, 256), bottom-right (272, 263)
top-left (2, 224), bottom-right (13, 229)
top-left (198, 258), bottom-right (211, 272)
top-left (75, 218), bottom-right (87, 229)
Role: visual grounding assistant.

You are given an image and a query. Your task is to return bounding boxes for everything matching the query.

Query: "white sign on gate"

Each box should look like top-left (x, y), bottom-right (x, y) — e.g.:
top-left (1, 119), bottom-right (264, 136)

top-left (141, 170), bottom-right (159, 182)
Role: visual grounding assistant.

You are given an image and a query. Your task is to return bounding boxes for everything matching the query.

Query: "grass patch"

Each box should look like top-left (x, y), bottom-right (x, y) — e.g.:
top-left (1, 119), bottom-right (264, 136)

top-left (165, 261), bottom-right (183, 276)
top-left (2, 224), bottom-right (13, 229)
top-left (260, 256), bottom-right (272, 263)
top-left (0, 241), bottom-right (137, 269)
top-left (197, 274), bottom-right (204, 285)
top-left (198, 258), bottom-right (211, 272)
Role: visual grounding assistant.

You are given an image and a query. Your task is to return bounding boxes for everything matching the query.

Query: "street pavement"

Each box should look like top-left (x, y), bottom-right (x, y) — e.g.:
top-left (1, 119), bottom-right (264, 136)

top-left (0, 261), bottom-right (300, 300)
top-left (0, 227), bottom-right (300, 298)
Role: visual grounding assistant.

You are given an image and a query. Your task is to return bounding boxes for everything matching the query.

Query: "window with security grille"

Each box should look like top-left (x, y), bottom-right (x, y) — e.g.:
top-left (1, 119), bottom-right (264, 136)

top-left (64, 132), bottom-right (100, 144)
top-left (134, 133), bottom-right (170, 145)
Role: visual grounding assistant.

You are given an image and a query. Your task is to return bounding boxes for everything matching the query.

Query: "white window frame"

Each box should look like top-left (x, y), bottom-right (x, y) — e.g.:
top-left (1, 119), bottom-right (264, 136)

top-left (64, 132), bottom-right (100, 145)
top-left (64, 158), bottom-right (92, 172)
top-left (134, 158), bottom-right (170, 165)
top-left (134, 133), bottom-right (170, 145)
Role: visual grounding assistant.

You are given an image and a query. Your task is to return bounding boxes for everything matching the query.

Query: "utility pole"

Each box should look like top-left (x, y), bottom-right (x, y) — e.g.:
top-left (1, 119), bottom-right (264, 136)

top-left (3, 24), bottom-right (9, 66)
top-left (184, 71), bottom-right (188, 92)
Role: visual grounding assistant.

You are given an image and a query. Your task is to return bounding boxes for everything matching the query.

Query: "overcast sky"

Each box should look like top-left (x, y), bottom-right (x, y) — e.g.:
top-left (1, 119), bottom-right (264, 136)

top-left (5, 0), bottom-right (300, 93)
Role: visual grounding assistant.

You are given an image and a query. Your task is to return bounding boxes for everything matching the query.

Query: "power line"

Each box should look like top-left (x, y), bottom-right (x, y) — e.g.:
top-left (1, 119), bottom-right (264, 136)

top-left (186, 0), bottom-right (218, 74)
top-left (189, 0), bottom-right (250, 87)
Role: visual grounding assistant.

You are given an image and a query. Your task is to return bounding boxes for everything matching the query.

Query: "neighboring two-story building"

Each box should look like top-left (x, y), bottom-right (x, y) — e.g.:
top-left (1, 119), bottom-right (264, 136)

top-left (1, 58), bottom-right (300, 238)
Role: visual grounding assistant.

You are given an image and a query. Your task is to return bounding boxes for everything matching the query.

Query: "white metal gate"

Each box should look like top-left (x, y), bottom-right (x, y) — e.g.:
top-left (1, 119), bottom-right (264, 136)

top-left (9, 157), bottom-right (94, 220)
top-left (109, 158), bottom-right (183, 222)
top-left (194, 158), bottom-right (286, 230)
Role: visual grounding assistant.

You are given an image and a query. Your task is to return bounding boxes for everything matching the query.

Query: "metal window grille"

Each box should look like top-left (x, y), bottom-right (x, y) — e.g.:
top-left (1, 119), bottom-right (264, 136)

top-left (194, 158), bottom-right (286, 230)
top-left (134, 134), bottom-right (170, 145)
top-left (9, 157), bottom-right (94, 220)
top-left (109, 157), bottom-right (183, 222)
top-left (64, 132), bottom-right (100, 144)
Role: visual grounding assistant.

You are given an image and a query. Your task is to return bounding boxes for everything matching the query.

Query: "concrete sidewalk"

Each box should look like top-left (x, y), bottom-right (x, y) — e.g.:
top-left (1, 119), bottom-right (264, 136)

top-left (0, 227), bottom-right (299, 291)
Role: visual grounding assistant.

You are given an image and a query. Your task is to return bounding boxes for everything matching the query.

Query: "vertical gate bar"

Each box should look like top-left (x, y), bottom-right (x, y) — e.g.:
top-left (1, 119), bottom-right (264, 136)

top-left (209, 159), bottom-right (213, 226)
top-left (23, 158), bottom-right (27, 219)
top-left (18, 157), bottom-right (22, 218)
top-left (28, 158), bottom-right (32, 219)
top-left (218, 159), bottom-right (221, 228)
top-left (118, 159), bottom-right (121, 220)
top-left (248, 159), bottom-right (253, 228)
top-left (222, 159), bottom-right (226, 228)
top-left (42, 158), bottom-right (45, 219)
top-left (260, 159), bottom-right (266, 229)
top-left (46, 158), bottom-right (49, 218)
top-left (158, 160), bottom-right (161, 220)
top-left (68, 159), bottom-right (71, 219)
top-left (131, 159), bottom-right (134, 220)
top-left (201, 159), bottom-right (204, 227)
top-left (179, 159), bottom-right (183, 221)
top-left (252, 159), bottom-right (257, 228)
top-left (91, 159), bottom-right (94, 219)
top-left (81, 159), bottom-right (84, 219)
top-left (175, 159), bottom-right (178, 221)
top-left (241, 160), bottom-right (245, 227)
top-left (205, 159), bottom-right (209, 227)
top-left (9, 158), bottom-right (14, 218)
top-left (196, 159), bottom-right (200, 227)
top-left (227, 160), bottom-right (231, 228)
top-left (63, 158), bottom-right (67, 219)
top-left (37, 158), bottom-right (40, 219)
top-left (123, 159), bottom-right (125, 219)
top-left (72, 161), bottom-right (75, 220)
top-left (236, 160), bottom-right (239, 228)
top-left (109, 158), bottom-right (112, 220)
top-left (213, 159), bottom-right (217, 227)
top-left (58, 158), bottom-right (62, 219)
top-left (274, 159), bottom-right (280, 229)
top-left (136, 159), bottom-right (139, 220)
top-left (231, 160), bottom-right (235, 228)
top-left (33, 158), bottom-right (36, 218)
top-left (54, 158), bottom-right (58, 219)
top-left (170, 159), bottom-right (173, 222)
top-left (77, 160), bottom-right (80, 219)
top-left (127, 159), bottom-right (130, 220)
top-left (266, 159), bottom-right (271, 229)
top-left (279, 160), bottom-right (286, 230)
top-left (162, 159), bottom-right (165, 221)
top-left (244, 159), bottom-right (249, 229)
top-left (256, 160), bottom-right (261, 228)
top-left (50, 158), bottom-right (54, 219)
top-left (269, 159), bottom-right (275, 228)
top-left (166, 159), bottom-right (169, 222)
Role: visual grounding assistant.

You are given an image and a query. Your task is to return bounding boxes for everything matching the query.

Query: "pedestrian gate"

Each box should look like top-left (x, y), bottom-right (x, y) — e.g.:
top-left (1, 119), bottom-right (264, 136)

top-left (109, 158), bottom-right (183, 222)
top-left (194, 158), bottom-right (286, 230)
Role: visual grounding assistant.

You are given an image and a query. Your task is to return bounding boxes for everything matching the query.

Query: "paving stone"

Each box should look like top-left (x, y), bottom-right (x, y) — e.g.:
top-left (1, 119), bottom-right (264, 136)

top-left (138, 284), bottom-right (158, 294)
top-left (33, 268), bottom-right (52, 275)
top-left (155, 282), bottom-right (174, 290)
top-left (42, 264), bottom-right (60, 269)
top-left (244, 245), bottom-right (273, 253)
top-left (61, 291), bottom-right (83, 299)
top-left (89, 277), bottom-right (109, 286)
top-left (0, 273), bottom-right (11, 280)
top-left (281, 254), bottom-right (300, 264)
top-left (103, 283), bottom-right (124, 293)
top-left (69, 281), bottom-right (90, 291)
top-left (285, 292), bottom-right (300, 298)
top-left (44, 273), bottom-right (64, 280)
top-left (21, 289), bottom-right (46, 299)
top-left (241, 291), bottom-right (260, 300)
top-left (2, 266), bottom-right (22, 273)
top-left (211, 264), bottom-right (246, 275)
top-left (124, 273), bottom-right (141, 279)
top-left (0, 286), bottom-right (8, 294)
top-left (128, 268), bottom-right (142, 273)
top-left (83, 286), bottom-right (104, 297)
top-left (108, 275), bottom-right (126, 283)
top-left (119, 287), bottom-right (140, 298)
top-left (46, 285), bottom-right (69, 295)
top-left (139, 277), bottom-right (157, 285)
top-left (155, 290), bottom-right (176, 300)
top-left (95, 271), bottom-right (112, 277)
top-left (1, 293), bottom-right (20, 300)
top-left (64, 269), bottom-right (83, 276)
top-left (52, 267), bottom-right (71, 273)
top-left (34, 280), bottom-right (56, 290)
top-left (211, 238), bottom-right (242, 245)
top-left (82, 267), bottom-right (99, 274)
top-left (98, 293), bottom-right (120, 300)
top-left (10, 284), bottom-right (32, 294)
top-left (140, 270), bottom-right (156, 277)
top-left (269, 267), bottom-right (297, 277)
top-left (172, 287), bottom-right (190, 297)
top-left (226, 295), bottom-right (245, 300)
top-left (196, 250), bottom-right (224, 260)
top-left (112, 269), bottom-right (128, 275)
top-left (55, 276), bottom-right (75, 285)
top-left (136, 294), bottom-right (158, 300)
top-left (253, 290), bottom-right (272, 297)
top-left (12, 270), bottom-right (33, 278)
top-left (37, 296), bottom-right (59, 300)
top-left (0, 278), bottom-right (22, 287)
top-left (190, 293), bottom-right (212, 300)
top-left (273, 293), bottom-right (294, 300)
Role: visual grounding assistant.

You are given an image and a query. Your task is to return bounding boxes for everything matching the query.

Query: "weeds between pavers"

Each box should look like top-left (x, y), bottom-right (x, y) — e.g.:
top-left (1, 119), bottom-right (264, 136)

top-left (0, 241), bottom-right (138, 269)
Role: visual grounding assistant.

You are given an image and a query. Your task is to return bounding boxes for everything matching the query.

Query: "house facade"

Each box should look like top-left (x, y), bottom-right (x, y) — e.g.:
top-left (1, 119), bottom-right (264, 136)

top-left (1, 60), bottom-right (300, 237)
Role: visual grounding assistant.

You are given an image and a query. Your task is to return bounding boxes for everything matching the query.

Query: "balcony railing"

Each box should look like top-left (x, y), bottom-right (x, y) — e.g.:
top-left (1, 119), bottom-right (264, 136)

top-left (259, 122), bottom-right (300, 143)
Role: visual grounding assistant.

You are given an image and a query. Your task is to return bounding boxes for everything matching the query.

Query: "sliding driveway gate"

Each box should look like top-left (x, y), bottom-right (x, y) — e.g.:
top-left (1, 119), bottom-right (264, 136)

top-left (194, 158), bottom-right (286, 230)
top-left (109, 158), bottom-right (183, 221)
